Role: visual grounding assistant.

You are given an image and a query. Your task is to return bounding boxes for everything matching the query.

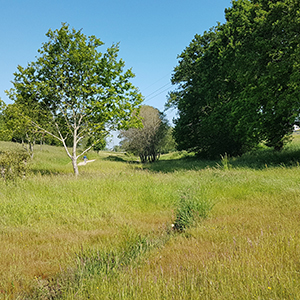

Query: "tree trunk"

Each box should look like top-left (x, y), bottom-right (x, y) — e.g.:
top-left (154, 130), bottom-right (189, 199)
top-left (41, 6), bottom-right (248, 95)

top-left (29, 140), bottom-right (35, 159)
top-left (72, 156), bottom-right (79, 176)
top-left (72, 126), bottom-right (79, 176)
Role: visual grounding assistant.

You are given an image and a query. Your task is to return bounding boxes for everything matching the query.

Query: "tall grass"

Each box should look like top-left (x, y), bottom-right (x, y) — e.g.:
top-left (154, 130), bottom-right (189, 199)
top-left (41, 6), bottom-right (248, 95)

top-left (1, 137), bottom-right (300, 299)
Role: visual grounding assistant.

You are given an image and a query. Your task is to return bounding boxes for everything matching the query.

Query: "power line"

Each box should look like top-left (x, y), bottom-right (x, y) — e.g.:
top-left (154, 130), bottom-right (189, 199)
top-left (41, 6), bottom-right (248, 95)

top-left (144, 85), bottom-right (172, 103)
top-left (143, 73), bottom-right (171, 91)
top-left (144, 82), bottom-right (171, 98)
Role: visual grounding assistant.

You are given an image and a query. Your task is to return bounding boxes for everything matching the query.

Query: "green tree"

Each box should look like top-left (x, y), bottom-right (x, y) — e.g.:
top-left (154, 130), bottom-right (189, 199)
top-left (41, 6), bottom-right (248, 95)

top-left (0, 99), bottom-right (4, 113)
top-left (0, 150), bottom-right (30, 181)
top-left (0, 99), bottom-right (5, 136)
top-left (168, 29), bottom-right (255, 158)
top-left (86, 134), bottom-right (107, 153)
top-left (6, 23), bottom-right (142, 175)
top-left (0, 101), bottom-right (55, 156)
top-left (119, 105), bottom-right (171, 163)
top-left (168, 0), bottom-right (300, 157)
top-left (1, 103), bottom-right (36, 155)
top-left (224, 0), bottom-right (300, 150)
top-left (160, 126), bottom-right (176, 154)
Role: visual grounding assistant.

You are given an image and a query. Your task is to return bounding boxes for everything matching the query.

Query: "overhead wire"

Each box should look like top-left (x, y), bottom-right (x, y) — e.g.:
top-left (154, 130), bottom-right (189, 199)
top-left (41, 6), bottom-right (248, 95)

top-left (143, 85), bottom-right (172, 103)
top-left (144, 82), bottom-right (171, 99)
top-left (143, 73), bottom-right (171, 91)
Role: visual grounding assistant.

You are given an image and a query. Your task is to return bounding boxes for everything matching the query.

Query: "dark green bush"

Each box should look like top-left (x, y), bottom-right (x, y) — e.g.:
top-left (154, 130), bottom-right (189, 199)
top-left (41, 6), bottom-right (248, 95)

top-left (0, 150), bottom-right (30, 181)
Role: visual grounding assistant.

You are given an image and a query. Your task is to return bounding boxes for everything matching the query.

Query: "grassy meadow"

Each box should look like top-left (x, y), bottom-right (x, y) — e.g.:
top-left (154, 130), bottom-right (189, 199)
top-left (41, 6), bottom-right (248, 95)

top-left (0, 136), bottom-right (300, 299)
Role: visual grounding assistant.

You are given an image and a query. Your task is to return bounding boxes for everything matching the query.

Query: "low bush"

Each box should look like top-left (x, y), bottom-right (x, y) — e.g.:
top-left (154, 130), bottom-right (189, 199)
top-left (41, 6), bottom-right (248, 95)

top-left (0, 150), bottom-right (30, 181)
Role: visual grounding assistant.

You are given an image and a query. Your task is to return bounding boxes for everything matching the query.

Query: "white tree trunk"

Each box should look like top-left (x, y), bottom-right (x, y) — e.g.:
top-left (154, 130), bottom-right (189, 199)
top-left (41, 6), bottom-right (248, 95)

top-left (72, 156), bottom-right (79, 176)
top-left (72, 129), bottom-right (79, 176)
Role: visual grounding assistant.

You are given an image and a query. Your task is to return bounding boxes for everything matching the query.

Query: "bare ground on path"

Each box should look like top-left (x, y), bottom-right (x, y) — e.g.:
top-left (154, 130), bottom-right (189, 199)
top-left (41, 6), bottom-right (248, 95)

top-left (78, 159), bottom-right (96, 166)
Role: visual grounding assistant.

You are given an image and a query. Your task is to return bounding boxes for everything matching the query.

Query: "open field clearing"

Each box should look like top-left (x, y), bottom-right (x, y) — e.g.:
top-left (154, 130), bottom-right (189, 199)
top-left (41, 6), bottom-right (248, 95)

top-left (1, 137), bottom-right (300, 299)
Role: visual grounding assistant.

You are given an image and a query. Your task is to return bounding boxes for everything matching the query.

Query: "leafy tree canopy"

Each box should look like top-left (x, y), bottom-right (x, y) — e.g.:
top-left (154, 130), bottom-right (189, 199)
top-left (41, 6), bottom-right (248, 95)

top-left (168, 0), bottom-right (300, 158)
top-left (119, 105), bottom-right (172, 163)
top-left (6, 23), bottom-right (143, 174)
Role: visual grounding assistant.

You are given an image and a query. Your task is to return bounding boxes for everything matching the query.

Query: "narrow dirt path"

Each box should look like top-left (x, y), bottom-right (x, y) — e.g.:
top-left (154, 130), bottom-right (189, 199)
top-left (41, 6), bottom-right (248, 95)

top-left (78, 159), bottom-right (96, 166)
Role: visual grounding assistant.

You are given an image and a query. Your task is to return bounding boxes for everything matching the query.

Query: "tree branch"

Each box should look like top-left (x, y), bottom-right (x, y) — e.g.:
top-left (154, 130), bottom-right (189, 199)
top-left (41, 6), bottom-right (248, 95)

top-left (76, 137), bottom-right (102, 160)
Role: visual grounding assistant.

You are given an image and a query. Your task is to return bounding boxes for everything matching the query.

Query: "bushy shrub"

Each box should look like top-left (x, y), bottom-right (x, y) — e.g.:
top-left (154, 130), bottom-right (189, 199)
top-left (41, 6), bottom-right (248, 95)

top-left (0, 150), bottom-right (30, 181)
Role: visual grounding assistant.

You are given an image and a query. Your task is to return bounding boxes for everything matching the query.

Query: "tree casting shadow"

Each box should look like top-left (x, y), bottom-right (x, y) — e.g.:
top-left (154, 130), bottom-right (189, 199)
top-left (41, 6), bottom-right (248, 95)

top-left (142, 148), bottom-right (300, 173)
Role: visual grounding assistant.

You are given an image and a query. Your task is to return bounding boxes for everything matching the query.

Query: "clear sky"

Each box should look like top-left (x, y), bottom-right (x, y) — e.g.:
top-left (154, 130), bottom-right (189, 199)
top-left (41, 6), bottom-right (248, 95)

top-left (1, 0), bottom-right (232, 126)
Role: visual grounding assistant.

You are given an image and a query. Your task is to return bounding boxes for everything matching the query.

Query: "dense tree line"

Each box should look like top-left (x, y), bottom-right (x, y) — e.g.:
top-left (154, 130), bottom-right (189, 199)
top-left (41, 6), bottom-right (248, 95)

top-left (168, 0), bottom-right (300, 158)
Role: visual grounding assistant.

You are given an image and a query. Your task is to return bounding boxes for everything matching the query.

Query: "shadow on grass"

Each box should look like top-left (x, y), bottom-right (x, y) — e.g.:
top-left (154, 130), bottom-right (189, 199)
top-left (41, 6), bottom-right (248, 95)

top-left (143, 147), bottom-right (300, 173)
top-left (230, 147), bottom-right (300, 169)
top-left (103, 155), bottom-right (127, 162)
top-left (30, 169), bottom-right (54, 176)
top-left (99, 152), bottom-right (211, 173)
top-left (102, 152), bottom-right (218, 172)
top-left (143, 156), bottom-right (218, 173)
top-left (103, 155), bottom-right (141, 164)
top-left (30, 168), bottom-right (71, 176)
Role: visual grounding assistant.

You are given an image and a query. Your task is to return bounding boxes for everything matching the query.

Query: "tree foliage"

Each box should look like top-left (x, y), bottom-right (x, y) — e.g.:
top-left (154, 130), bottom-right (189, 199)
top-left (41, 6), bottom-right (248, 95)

top-left (0, 102), bottom-right (56, 157)
top-left (86, 135), bottom-right (107, 153)
top-left (0, 150), bottom-right (30, 181)
top-left (119, 105), bottom-right (172, 162)
top-left (6, 23), bottom-right (142, 175)
top-left (0, 99), bottom-right (5, 135)
top-left (168, 0), bottom-right (300, 158)
top-left (0, 99), bottom-right (4, 114)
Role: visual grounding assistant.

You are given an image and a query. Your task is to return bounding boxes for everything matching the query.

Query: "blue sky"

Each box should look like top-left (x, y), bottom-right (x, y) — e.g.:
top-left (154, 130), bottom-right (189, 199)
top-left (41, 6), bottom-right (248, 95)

top-left (1, 0), bottom-right (232, 126)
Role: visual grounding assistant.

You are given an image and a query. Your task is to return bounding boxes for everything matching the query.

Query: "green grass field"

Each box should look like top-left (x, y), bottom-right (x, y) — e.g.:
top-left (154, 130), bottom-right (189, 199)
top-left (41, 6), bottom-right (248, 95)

top-left (1, 136), bottom-right (300, 299)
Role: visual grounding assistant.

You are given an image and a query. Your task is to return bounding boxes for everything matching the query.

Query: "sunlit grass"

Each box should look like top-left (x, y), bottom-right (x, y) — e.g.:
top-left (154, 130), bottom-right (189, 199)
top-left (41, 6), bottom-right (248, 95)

top-left (53, 166), bottom-right (300, 299)
top-left (1, 138), bottom-right (300, 299)
top-left (0, 144), bottom-right (176, 296)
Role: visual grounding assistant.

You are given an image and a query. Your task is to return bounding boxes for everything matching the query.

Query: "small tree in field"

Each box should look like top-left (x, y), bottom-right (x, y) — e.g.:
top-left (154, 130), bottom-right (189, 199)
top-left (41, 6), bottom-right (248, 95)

top-left (6, 23), bottom-right (142, 175)
top-left (120, 105), bottom-right (170, 163)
